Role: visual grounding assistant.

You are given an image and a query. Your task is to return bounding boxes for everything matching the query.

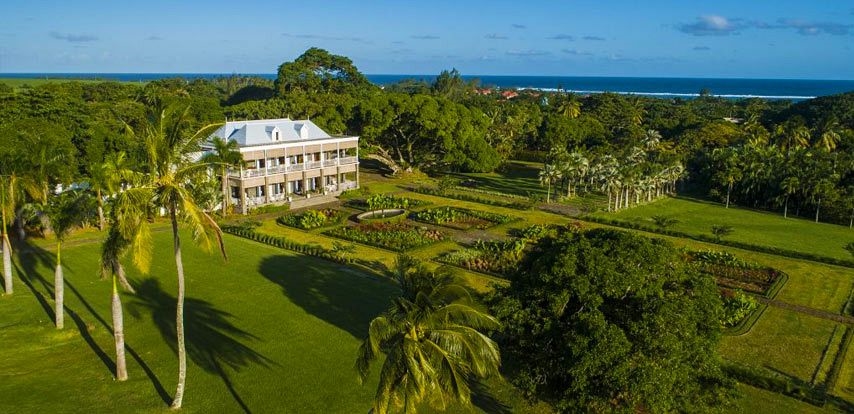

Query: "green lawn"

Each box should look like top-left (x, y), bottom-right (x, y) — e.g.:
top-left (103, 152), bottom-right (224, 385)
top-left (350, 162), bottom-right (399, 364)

top-left (594, 197), bottom-right (854, 261)
top-left (720, 307), bottom-right (843, 385)
top-left (734, 384), bottom-right (833, 413)
top-left (0, 233), bottom-right (398, 413)
top-left (0, 231), bottom-right (547, 413)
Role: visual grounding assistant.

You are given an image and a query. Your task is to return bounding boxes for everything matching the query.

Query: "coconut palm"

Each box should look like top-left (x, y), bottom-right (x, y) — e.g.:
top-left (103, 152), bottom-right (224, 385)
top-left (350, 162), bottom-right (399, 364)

top-left (44, 190), bottom-right (94, 329)
top-left (0, 149), bottom-right (46, 294)
top-left (201, 137), bottom-right (244, 216)
top-left (356, 256), bottom-right (500, 414)
top-left (813, 117), bottom-right (842, 152)
top-left (774, 122), bottom-right (810, 153)
top-left (538, 164), bottom-right (562, 203)
top-left (114, 105), bottom-right (225, 408)
top-left (88, 151), bottom-right (134, 231)
top-left (556, 93), bottom-right (581, 118)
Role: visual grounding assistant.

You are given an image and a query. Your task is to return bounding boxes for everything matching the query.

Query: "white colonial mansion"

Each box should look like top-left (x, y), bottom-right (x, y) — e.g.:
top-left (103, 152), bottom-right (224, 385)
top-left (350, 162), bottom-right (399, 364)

top-left (205, 118), bottom-right (359, 213)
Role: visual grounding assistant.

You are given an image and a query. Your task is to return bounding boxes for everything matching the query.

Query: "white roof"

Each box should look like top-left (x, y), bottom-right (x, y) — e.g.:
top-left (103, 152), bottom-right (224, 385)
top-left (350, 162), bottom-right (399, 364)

top-left (210, 118), bottom-right (347, 147)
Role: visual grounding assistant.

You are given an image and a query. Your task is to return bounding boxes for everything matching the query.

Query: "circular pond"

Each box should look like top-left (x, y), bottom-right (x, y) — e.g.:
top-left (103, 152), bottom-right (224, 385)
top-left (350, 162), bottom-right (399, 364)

top-left (356, 209), bottom-right (407, 223)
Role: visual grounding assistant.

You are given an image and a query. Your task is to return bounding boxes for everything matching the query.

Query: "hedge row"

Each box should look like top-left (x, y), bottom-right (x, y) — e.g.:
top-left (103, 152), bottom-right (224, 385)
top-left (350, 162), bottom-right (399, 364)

top-left (222, 226), bottom-right (354, 264)
top-left (512, 150), bottom-right (548, 163)
top-left (408, 186), bottom-right (532, 210)
top-left (581, 215), bottom-right (854, 269)
top-left (723, 363), bottom-right (827, 407)
top-left (452, 185), bottom-right (531, 200)
top-left (826, 326), bottom-right (853, 394)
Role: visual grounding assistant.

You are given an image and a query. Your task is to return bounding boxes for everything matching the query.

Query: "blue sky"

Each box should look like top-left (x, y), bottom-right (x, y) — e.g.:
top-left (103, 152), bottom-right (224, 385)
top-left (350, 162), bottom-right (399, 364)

top-left (2, 0), bottom-right (852, 79)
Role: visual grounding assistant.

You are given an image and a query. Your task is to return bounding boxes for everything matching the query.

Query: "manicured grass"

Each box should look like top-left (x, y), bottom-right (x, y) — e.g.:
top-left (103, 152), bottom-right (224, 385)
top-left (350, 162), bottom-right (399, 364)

top-left (452, 161), bottom-right (546, 197)
top-left (594, 197), bottom-right (854, 261)
top-left (0, 233), bottom-right (400, 413)
top-left (720, 307), bottom-right (843, 385)
top-left (734, 384), bottom-right (833, 413)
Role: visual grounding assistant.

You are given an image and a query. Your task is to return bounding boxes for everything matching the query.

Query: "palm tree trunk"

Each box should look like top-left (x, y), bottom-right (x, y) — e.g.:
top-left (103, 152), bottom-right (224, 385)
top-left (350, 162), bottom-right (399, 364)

top-left (783, 196), bottom-right (789, 218)
top-left (170, 206), bottom-right (188, 409)
top-left (97, 189), bottom-right (106, 231)
top-left (112, 274), bottom-right (128, 381)
top-left (607, 191), bottom-right (612, 212)
top-left (116, 263), bottom-right (135, 293)
top-left (726, 183), bottom-right (732, 208)
top-left (815, 198), bottom-right (821, 223)
top-left (2, 233), bottom-right (12, 295)
top-left (221, 167), bottom-right (229, 216)
top-left (55, 241), bottom-right (64, 329)
top-left (546, 182), bottom-right (551, 203)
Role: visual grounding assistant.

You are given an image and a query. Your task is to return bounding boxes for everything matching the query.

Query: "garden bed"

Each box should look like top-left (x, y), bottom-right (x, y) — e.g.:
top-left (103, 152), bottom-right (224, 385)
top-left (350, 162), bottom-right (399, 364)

top-left (410, 207), bottom-right (516, 230)
top-left (689, 250), bottom-right (786, 298)
top-left (437, 239), bottom-right (527, 277)
top-left (277, 208), bottom-right (347, 230)
top-left (324, 222), bottom-right (444, 252)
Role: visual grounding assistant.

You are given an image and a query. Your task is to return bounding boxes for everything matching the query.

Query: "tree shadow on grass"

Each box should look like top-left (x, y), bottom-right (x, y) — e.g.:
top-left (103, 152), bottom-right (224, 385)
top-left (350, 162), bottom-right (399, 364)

top-left (470, 379), bottom-right (512, 414)
top-left (258, 255), bottom-right (397, 339)
top-left (14, 240), bottom-right (171, 405)
top-left (128, 278), bottom-right (274, 414)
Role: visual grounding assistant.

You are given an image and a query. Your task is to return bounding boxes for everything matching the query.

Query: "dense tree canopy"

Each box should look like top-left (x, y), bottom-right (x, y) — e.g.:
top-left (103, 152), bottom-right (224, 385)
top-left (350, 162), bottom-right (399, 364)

top-left (274, 47), bottom-right (373, 95)
top-left (489, 228), bottom-right (733, 412)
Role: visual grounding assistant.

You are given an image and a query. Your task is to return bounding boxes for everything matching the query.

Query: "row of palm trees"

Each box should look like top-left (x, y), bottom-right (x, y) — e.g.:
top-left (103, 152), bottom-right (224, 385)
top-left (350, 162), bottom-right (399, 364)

top-left (1, 105), bottom-right (228, 409)
top-left (538, 130), bottom-right (685, 211)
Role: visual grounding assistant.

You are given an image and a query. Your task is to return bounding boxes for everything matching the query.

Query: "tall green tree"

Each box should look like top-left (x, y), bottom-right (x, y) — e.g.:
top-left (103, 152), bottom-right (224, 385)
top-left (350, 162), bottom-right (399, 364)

top-left (114, 105), bottom-right (225, 408)
top-left (489, 228), bottom-right (733, 412)
top-left (87, 152), bottom-right (133, 230)
top-left (201, 137), bottom-right (244, 215)
top-left (356, 255), bottom-right (500, 414)
top-left (275, 47), bottom-right (372, 95)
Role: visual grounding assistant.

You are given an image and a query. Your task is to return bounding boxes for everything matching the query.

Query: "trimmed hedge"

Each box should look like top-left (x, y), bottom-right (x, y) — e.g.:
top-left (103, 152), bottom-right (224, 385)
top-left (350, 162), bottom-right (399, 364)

top-left (581, 215), bottom-right (854, 269)
top-left (723, 363), bottom-right (827, 407)
top-left (826, 326), bottom-right (853, 394)
top-left (408, 186), bottom-right (532, 210)
top-left (222, 226), bottom-right (354, 264)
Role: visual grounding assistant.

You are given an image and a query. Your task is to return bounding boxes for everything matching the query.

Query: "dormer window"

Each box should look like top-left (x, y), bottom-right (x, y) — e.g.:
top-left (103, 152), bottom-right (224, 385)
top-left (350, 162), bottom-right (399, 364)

top-left (298, 124), bottom-right (309, 140)
top-left (272, 126), bottom-right (281, 141)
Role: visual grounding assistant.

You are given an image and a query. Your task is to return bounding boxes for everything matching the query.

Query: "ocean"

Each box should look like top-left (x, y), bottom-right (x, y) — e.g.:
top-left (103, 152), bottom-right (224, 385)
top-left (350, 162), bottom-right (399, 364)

top-left (2, 73), bottom-right (853, 101)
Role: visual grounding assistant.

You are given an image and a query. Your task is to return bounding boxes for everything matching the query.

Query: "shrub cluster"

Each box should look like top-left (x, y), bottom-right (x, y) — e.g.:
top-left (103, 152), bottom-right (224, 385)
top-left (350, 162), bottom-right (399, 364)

top-left (221, 226), bottom-right (354, 264)
top-left (324, 222), bottom-right (444, 251)
top-left (344, 194), bottom-right (428, 211)
top-left (581, 215), bottom-right (854, 268)
top-left (277, 208), bottom-right (345, 230)
top-left (720, 289), bottom-right (759, 327)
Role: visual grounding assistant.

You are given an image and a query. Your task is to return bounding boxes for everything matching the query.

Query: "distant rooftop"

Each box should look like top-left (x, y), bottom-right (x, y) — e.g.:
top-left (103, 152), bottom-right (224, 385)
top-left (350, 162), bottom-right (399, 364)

top-left (210, 118), bottom-right (354, 147)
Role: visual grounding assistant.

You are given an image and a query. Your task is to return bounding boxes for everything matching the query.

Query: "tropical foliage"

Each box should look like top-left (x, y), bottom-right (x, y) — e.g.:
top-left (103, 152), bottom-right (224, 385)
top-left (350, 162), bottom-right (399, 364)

top-left (356, 255), bottom-right (500, 413)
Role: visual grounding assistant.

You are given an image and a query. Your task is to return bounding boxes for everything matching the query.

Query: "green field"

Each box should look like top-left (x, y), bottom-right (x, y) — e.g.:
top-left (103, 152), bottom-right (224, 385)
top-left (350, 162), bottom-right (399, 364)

top-left (0, 77), bottom-right (131, 89)
top-left (0, 233), bottom-right (399, 413)
top-left (593, 197), bottom-right (854, 261)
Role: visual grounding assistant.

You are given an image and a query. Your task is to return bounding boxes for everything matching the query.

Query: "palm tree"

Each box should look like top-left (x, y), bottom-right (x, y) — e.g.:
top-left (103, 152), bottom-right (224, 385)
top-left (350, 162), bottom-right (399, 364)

top-left (99, 221), bottom-right (141, 381)
top-left (114, 105), bottom-right (225, 408)
top-left (88, 152), bottom-right (134, 231)
top-left (813, 117), bottom-right (841, 152)
top-left (556, 93), bottom-right (581, 118)
top-left (356, 256), bottom-right (500, 413)
top-left (779, 176), bottom-right (799, 218)
top-left (539, 164), bottom-right (562, 203)
top-left (0, 149), bottom-right (44, 295)
top-left (44, 190), bottom-right (93, 329)
top-left (201, 137), bottom-right (244, 216)
top-left (774, 122), bottom-right (810, 153)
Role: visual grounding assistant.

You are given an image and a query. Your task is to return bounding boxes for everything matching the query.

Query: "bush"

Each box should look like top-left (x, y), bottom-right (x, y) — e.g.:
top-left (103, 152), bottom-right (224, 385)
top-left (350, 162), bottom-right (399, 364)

top-left (277, 208), bottom-right (345, 230)
top-left (720, 289), bottom-right (758, 327)
top-left (651, 215), bottom-right (679, 228)
top-left (710, 224), bottom-right (734, 241)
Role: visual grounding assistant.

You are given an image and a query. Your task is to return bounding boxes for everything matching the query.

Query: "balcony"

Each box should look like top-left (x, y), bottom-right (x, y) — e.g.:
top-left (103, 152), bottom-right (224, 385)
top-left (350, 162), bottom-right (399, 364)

top-left (305, 161), bottom-right (322, 170)
top-left (323, 159), bottom-right (338, 167)
top-left (339, 156), bottom-right (357, 164)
